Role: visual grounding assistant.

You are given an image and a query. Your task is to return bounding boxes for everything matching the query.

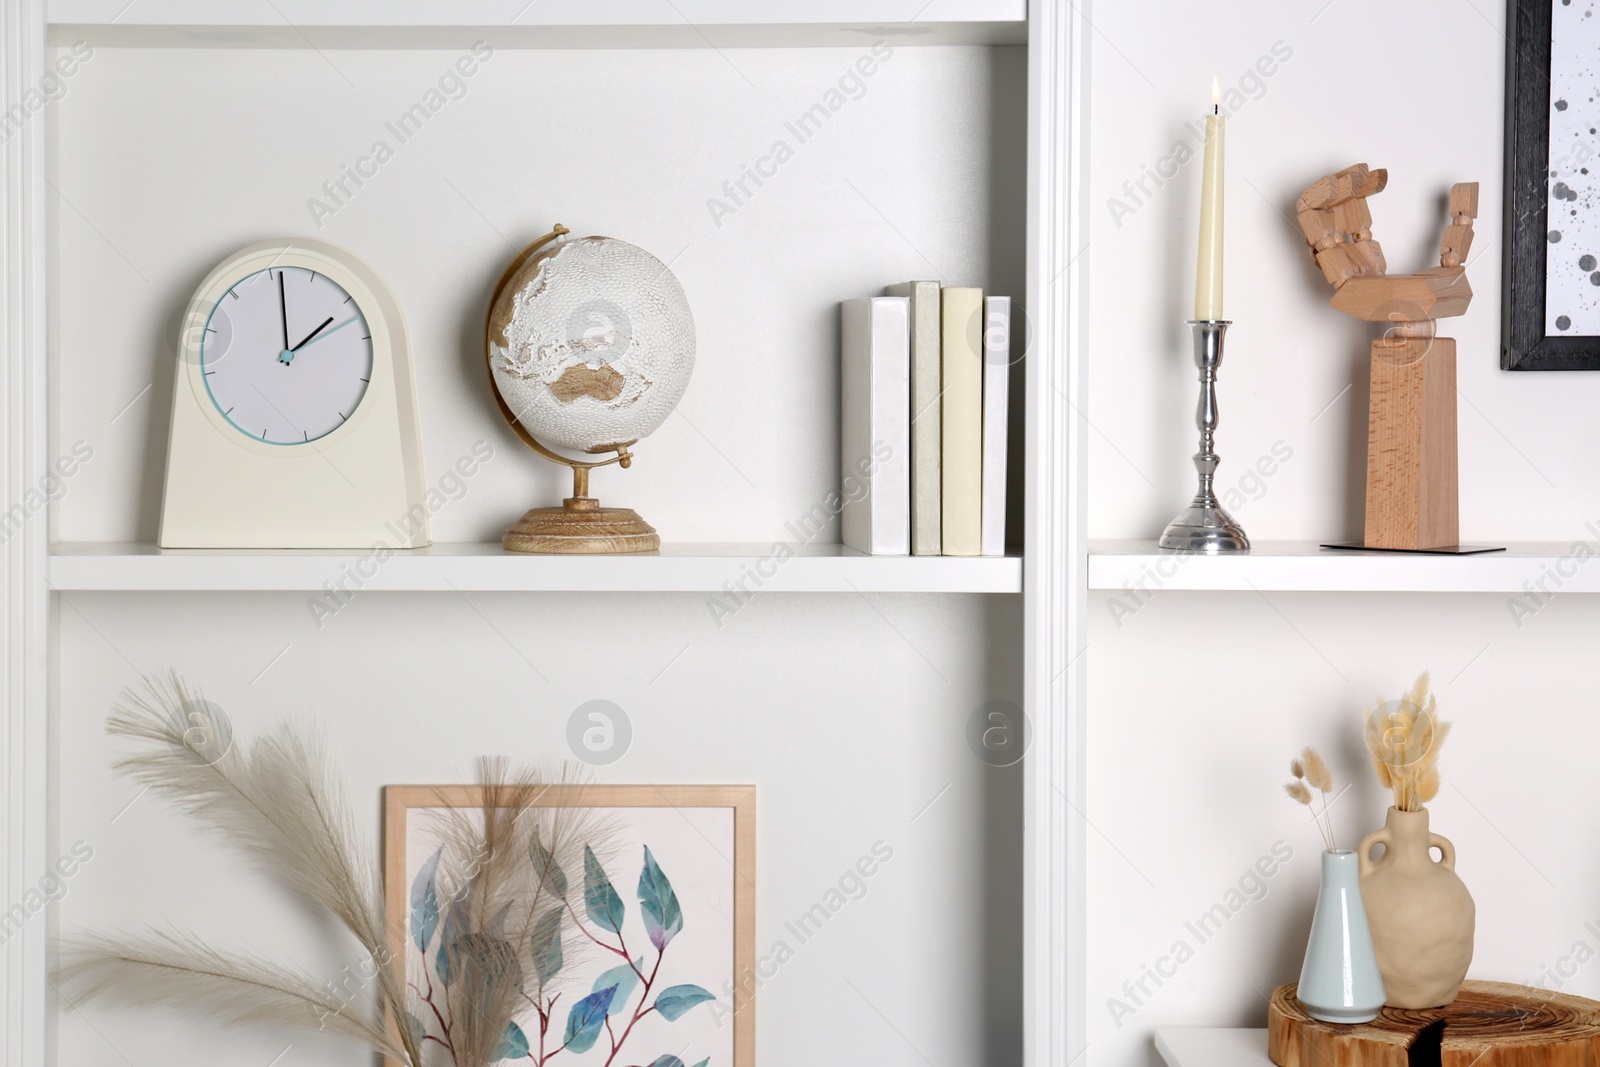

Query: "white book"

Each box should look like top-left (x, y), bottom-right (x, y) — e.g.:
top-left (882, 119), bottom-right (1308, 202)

top-left (940, 287), bottom-right (983, 556)
top-left (840, 296), bottom-right (910, 555)
top-left (884, 281), bottom-right (942, 556)
top-left (981, 296), bottom-right (1011, 557)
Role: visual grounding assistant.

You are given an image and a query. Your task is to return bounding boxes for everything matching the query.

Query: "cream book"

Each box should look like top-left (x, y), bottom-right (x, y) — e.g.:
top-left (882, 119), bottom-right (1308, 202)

top-left (982, 296), bottom-right (1010, 556)
top-left (940, 287), bottom-right (983, 556)
top-left (885, 281), bottom-right (942, 556)
top-left (840, 296), bottom-right (910, 555)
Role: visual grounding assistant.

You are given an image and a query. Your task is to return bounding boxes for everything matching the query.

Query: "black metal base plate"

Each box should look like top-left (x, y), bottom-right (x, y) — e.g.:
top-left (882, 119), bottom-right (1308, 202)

top-left (1318, 542), bottom-right (1507, 556)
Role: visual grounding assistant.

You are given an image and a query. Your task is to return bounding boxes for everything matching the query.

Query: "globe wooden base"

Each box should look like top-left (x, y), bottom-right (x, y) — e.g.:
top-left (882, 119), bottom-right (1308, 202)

top-left (503, 497), bottom-right (660, 554)
top-left (1269, 981), bottom-right (1600, 1067)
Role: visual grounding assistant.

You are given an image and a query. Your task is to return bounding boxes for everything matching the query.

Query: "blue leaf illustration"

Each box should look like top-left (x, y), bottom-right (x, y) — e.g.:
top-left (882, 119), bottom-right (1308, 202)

top-left (654, 983), bottom-right (716, 1021)
top-left (530, 830), bottom-right (568, 898)
top-left (435, 898), bottom-right (467, 986)
top-left (496, 1020), bottom-right (530, 1060)
top-left (405, 1011), bottom-right (428, 1046)
top-left (409, 847), bottom-right (442, 953)
top-left (584, 846), bottom-right (624, 933)
top-left (638, 846), bottom-right (684, 951)
top-left (592, 957), bottom-right (643, 1015)
top-left (435, 937), bottom-right (452, 986)
top-left (531, 904), bottom-right (564, 985)
top-left (690, 1060), bottom-right (709, 1067)
top-left (645, 1057), bottom-right (686, 1067)
top-left (564, 985), bottom-right (618, 1053)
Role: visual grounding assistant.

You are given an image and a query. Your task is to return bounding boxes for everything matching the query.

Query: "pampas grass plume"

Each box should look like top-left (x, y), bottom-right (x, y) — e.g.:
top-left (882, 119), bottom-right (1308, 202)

top-left (1284, 748), bottom-right (1337, 851)
top-left (1363, 672), bottom-right (1450, 812)
top-left (1300, 747), bottom-right (1334, 793)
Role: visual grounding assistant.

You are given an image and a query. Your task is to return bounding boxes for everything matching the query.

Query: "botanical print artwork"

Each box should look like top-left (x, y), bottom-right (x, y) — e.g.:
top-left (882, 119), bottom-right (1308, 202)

top-left (1545, 0), bottom-right (1600, 335)
top-left (403, 805), bottom-right (735, 1067)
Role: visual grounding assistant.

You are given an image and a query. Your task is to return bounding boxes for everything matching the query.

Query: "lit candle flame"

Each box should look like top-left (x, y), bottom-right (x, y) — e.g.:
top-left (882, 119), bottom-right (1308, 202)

top-left (1211, 75), bottom-right (1220, 113)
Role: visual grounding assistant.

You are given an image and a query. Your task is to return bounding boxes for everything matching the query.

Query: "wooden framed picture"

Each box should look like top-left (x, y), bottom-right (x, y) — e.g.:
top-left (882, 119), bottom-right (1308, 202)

top-left (383, 784), bottom-right (755, 1067)
top-left (1504, 0), bottom-right (1600, 368)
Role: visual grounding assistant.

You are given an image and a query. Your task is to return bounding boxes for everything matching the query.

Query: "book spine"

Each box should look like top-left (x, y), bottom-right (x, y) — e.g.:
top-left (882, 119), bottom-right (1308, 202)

top-left (940, 288), bottom-right (984, 556)
top-left (981, 296), bottom-right (1011, 557)
top-left (840, 299), bottom-right (870, 554)
top-left (869, 298), bottom-right (911, 554)
top-left (840, 297), bottom-right (910, 554)
top-left (887, 281), bottom-right (943, 556)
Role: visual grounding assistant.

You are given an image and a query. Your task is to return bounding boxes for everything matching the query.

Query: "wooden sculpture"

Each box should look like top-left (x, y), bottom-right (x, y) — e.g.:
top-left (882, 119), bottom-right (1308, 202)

top-left (1297, 164), bottom-right (1477, 551)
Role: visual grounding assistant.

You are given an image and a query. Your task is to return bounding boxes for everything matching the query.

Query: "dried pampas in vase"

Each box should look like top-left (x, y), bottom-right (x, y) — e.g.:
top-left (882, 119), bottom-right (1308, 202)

top-left (1363, 671), bottom-right (1450, 811)
top-left (1284, 746), bottom-right (1337, 851)
top-left (1284, 745), bottom-right (1386, 1023)
top-left (1356, 671), bottom-right (1474, 1009)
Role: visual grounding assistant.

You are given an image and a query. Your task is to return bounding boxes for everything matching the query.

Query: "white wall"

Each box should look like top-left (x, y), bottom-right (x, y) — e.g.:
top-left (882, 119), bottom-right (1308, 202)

top-left (55, 589), bottom-right (1025, 1067)
top-left (45, 40), bottom-right (1028, 1067)
top-left (51, 43), bottom-right (1026, 546)
top-left (1087, 3), bottom-right (1600, 1066)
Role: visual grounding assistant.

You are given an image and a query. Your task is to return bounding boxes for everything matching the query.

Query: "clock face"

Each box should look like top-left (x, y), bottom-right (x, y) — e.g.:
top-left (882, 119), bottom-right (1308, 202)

top-left (199, 266), bottom-right (374, 444)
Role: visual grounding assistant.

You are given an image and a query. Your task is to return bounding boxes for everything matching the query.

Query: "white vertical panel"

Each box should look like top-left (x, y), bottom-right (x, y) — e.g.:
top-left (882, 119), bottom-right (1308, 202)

top-left (1, 2), bottom-right (52, 1065)
top-left (1025, 2), bottom-right (1088, 1066)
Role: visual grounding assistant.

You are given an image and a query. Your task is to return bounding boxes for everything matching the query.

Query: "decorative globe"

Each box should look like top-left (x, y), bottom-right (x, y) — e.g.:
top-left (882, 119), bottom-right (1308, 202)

top-left (486, 234), bottom-right (695, 455)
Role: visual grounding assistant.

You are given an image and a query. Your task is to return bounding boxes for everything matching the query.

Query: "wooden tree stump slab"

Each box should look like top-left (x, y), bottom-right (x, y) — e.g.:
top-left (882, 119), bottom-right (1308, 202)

top-left (1269, 981), bottom-right (1600, 1067)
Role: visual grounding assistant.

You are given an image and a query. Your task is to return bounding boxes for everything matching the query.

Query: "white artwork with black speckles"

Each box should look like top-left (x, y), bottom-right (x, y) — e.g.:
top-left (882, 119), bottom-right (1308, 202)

top-left (1547, 0), bottom-right (1600, 335)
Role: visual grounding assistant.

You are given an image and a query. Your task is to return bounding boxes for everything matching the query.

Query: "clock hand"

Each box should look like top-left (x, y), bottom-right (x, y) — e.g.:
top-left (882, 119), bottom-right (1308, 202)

top-left (290, 315), bottom-right (336, 352)
top-left (293, 315), bottom-right (361, 352)
top-left (277, 270), bottom-right (289, 351)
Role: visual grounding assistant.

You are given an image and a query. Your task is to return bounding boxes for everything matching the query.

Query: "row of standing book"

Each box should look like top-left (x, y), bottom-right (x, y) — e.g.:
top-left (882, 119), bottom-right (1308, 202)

top-left (840, 281), bottom-right (1009, 557)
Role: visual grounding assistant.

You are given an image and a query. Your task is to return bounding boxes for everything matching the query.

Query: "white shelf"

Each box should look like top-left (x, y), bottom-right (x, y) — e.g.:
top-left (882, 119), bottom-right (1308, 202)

top-left (49, 0), bottom-right (1027, 48)
top-left (49, 542), bottom-right (1024, 593)
top-left (1154, 1029), bottom-right (1270, 1067)
top-left (1088, 539), bottom-right (1587, 594)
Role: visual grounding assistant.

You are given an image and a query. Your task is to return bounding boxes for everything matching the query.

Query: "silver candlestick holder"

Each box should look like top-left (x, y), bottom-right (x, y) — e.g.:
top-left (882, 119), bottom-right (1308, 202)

top-left (1159, 320), bottom-right (1249, 553)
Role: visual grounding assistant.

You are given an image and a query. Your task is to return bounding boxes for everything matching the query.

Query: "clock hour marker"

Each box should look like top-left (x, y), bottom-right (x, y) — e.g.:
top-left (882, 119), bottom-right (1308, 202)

top-left (343, 296), bottom-right (352, 304)
top-left (338, 412), bottom-right (347, 421)
top-left (359, 377), bottom-right (369, 383)
top-left (228, 289), bottom-right (238, 299)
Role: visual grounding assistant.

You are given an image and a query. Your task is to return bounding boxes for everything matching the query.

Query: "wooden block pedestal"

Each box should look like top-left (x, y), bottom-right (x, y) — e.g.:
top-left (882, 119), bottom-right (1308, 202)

top-left (1269, 981), bottom-right (1600, 1067)
top-left (1364, 338), bottom-right (1458, 550)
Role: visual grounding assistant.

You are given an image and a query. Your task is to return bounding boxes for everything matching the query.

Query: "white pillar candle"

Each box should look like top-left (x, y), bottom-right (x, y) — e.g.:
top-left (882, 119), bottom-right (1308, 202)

top-left (1194, 77), bottom-right (1225, 321)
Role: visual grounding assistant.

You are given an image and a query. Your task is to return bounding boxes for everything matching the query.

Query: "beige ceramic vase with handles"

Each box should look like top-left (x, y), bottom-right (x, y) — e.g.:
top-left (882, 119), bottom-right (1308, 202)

top-left (1358, 806), bottom-right (1474, 1007)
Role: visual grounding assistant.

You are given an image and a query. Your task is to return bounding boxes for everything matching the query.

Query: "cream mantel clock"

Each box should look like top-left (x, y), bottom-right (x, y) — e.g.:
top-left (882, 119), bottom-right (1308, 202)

top-left (158, 239), bottom-right (429, 548)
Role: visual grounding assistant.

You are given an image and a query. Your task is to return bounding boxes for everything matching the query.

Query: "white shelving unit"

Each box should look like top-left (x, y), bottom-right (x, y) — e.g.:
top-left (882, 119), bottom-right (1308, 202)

top-left (1089, 540), bottom-right (1576, 593)
top-left (49, 0), bottom-right (1029, 48)
top-left (1153, 1029), bottom-right (1270, 1067)
top-left (1, 4), bottom-right (1088, 1067)
top-left (50, 542), bottom-right (1025, 593)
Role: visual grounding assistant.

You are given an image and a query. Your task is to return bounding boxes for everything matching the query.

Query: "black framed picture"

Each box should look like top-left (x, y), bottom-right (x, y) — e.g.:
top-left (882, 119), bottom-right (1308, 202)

top-left (1504, 0), bottom-right (1600, 369)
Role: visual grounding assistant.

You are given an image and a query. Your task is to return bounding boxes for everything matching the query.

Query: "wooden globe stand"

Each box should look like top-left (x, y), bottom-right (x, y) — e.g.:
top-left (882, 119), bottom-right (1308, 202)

top-left (486, 223), bottom-right (660, 555)
top-left (1269, 981), bottom-right (1600, 1067)
top-left (501, 458), bottom-right (659, 555)
top-left (1296, 166), bottom-right (1479, 552)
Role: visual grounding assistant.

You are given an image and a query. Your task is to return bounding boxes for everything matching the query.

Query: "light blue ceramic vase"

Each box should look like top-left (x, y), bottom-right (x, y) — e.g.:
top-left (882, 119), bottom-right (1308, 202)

top-left (1297, 849), bottom-right (1386, 1023)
